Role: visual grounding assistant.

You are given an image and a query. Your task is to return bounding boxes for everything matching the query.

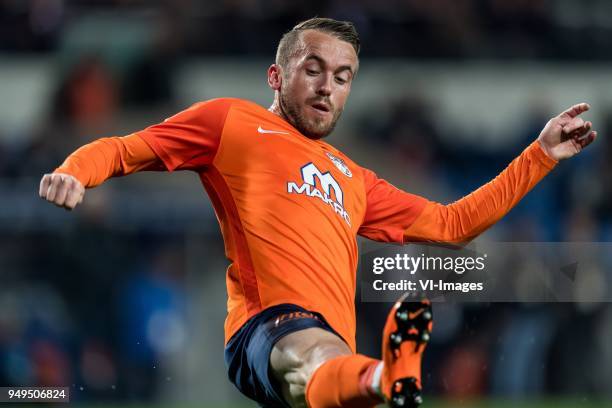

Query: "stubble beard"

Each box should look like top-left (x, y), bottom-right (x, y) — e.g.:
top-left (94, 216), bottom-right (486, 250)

top-left (279, 90), bottom-right (342, 139)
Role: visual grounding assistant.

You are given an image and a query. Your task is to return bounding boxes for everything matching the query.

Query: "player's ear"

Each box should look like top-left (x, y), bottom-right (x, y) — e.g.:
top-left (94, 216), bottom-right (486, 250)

top-left (268, 64), bottom-right (282, 91)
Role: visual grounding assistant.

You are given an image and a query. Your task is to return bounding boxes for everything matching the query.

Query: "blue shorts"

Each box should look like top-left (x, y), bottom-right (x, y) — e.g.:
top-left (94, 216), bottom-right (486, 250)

top-left (224, 304), bottom-right (339, 407)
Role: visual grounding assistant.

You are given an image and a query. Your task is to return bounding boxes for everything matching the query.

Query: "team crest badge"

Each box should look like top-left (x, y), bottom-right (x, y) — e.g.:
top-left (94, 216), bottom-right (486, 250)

top-left (326, 152), bottom-right (352, 178)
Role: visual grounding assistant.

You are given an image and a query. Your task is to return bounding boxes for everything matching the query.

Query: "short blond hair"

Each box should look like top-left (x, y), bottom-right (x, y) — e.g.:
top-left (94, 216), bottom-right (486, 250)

top-left (275, 17), bottom-right (360, 68)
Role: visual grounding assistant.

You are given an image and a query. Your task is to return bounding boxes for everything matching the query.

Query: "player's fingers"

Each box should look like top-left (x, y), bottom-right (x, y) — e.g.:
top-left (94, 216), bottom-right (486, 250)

top-left (39, 174), bottom-right (52, 198)
top-left (45, 175), bottom-right (63, 202)
top-left (572, 122), bottom-right (592, 141)
top-left (563, 118), bottom-right (586, 134)
top-left (572, 122), bottom-right (593, 140)
top-left (579, 130), bottom-right (597, 149)
top-left (559, 102), bottom-right (590, 119)
top-left (54, 176), bottom-right (72, 207)
top-left (63, 185), bottom-right (84, 210)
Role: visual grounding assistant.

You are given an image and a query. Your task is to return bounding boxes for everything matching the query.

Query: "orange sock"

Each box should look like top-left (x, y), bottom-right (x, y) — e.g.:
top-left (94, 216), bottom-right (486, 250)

top-left (305, 355), bottom-right (383, 408)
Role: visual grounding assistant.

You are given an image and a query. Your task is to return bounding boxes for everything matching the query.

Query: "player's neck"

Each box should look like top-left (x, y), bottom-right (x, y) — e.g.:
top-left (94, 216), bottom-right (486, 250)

top-left (268, 100), bottom-right (287, 122)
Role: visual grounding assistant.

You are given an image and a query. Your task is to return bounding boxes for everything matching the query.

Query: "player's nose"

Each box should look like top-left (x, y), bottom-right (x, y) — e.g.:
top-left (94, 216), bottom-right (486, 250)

top-left (315, 73), bottom-right (332, 97)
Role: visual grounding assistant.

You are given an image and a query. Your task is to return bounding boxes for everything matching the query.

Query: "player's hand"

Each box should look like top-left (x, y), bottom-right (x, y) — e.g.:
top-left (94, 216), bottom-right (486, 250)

top-left (537, 102), bottom-right (598, 161)
top-left (39, 173), bottom-right (85, 210)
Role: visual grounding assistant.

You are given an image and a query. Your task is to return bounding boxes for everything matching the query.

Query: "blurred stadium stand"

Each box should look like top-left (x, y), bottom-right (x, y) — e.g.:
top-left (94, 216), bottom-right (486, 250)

top-left (1, 0), bottom-right (612, 406)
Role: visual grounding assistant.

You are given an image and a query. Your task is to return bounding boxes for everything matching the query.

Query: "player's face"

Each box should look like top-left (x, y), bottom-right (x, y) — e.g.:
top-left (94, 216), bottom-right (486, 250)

top-left (279, 30), bottom-right (358, 139)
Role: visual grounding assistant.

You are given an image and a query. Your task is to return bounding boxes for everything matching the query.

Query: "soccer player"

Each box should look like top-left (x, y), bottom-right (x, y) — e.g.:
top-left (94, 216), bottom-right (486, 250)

top-left (39, 18), bottom-right (596, 408)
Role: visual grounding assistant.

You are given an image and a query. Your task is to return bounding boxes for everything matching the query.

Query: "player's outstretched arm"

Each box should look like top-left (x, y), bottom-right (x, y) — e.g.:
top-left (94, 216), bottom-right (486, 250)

top-left (39, 98), bottom-right (232, 211)
top-left (39, 134), bottom-right (161, 210)
top-left (403, 103), bottom-right (598, 244)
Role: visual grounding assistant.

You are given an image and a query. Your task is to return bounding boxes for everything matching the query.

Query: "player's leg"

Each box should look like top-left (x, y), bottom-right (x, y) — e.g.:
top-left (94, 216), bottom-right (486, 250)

top-left (225, 304), bottom-right (383, 408)
top-left (224, 299), bottom-right (432, 408)
top-left (225, 304), bottom-right (369, 407)
top-left (270, 327), bottom-right (381, 408)
top-left (294, 296), bottom-right (433, 408)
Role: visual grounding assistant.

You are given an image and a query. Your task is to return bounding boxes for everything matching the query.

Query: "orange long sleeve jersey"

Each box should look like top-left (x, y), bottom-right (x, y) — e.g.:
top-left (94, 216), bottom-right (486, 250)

top-left (55, 98), bottom-right (557, 351)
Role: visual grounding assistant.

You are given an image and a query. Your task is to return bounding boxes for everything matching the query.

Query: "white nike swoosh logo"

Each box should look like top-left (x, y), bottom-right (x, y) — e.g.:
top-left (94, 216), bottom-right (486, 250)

top-left (257, 126), bottom-right (290, 135)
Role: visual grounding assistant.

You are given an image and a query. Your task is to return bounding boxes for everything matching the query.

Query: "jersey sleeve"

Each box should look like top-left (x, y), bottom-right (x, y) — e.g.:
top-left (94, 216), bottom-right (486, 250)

top-left (358, 168), bottom-right (429, 243)
top-left (359, 141), bottom-right (557, 245)
top-left (136, 98), bottom-right (232, 171)
top-left (54, 133), bottom-right (163, 187)
top-left (403, 141), bottom-right (557, 244)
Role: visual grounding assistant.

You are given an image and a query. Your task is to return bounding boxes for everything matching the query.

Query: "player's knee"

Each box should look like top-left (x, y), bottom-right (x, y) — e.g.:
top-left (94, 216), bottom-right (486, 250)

top-left (283, 371), bottom-right (309, 408)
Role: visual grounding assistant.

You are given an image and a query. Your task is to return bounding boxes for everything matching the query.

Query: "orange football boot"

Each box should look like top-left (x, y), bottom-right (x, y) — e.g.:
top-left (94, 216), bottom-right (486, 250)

top-left (381, 295), bottom-right (433, 408)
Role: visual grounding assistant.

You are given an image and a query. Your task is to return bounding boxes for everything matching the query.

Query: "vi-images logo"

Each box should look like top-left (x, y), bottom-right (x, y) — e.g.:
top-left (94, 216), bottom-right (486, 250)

top-left (287, 163), bottom-right (351, 226)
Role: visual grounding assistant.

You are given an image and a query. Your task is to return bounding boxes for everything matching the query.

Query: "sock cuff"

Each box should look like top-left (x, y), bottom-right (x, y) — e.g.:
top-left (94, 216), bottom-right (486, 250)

top-left (305, 355), bottom-right (382, 408)
top-left (359, 360), bottom-right (383, 399)
top-left (369, 361), bottom-right (384, 398)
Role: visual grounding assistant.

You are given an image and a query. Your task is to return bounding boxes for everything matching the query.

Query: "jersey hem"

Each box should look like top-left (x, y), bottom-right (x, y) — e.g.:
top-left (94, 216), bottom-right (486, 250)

top-left (224, 298), bottom-right (354, 352)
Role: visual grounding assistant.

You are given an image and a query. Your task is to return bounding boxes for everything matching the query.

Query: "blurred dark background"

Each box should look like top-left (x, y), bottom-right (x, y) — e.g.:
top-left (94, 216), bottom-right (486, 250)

top-left (1, 0), bottom-right (612, 406)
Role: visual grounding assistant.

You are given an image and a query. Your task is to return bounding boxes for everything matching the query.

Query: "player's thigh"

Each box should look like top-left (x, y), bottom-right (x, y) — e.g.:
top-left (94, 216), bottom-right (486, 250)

top-left (270, 327), bottom-right (352, 408)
